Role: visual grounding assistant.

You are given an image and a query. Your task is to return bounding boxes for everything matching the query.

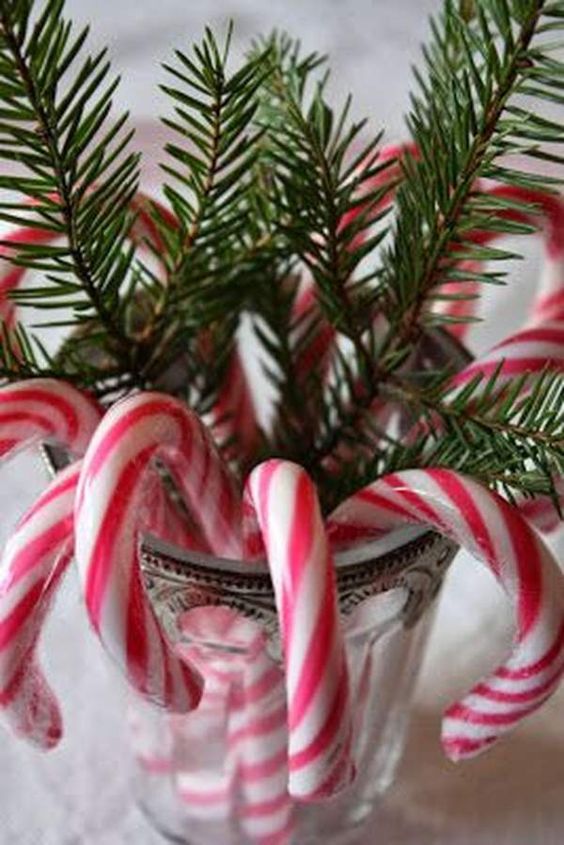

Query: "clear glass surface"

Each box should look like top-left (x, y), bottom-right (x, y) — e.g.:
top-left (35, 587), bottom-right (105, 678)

top-left (130, 550), bottom-right (443, 845)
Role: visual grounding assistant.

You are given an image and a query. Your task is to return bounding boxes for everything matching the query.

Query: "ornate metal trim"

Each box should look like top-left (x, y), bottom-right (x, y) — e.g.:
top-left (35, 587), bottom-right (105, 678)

top-left (38, 423), bottom-right (459, 648)
top-left (139, 530), bottom-right (457, 649)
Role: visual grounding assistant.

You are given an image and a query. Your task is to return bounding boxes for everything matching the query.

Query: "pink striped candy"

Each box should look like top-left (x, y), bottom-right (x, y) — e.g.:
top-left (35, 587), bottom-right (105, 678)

top-left (436, 185), bottom-right (564, 342)
top-left (244, 460), bottom-right (353, 801)
top-left (0, 193), bottom-right (170, 338)
top-left (205, 348), bottom-right (260, 468)
top-left (0, 378), bottom-right (101, 460)
top-left (0, 200), bottom-right (259, 470)
top-left (531, 251), bottom-right (564, 326)
top-left (74, 392), bottom-right (242, 713)
top-left (0, 379), bottom-right (102, 746)
top-left (173, 607), bottom-right (258, 823)
top-left (231, 648), bottom-right (294, 845)
top-left (327, 468), bottom-right (564, 760)
top-left (452, 320), bottom-right (564, 388)
top-left (177, 611), bottom-right (293, 843)
top-left (0, 462), bottom-right (81, 748)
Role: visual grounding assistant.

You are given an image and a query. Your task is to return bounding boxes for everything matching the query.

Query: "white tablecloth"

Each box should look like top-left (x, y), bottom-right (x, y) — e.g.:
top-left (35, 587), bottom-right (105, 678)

top-left (2, 1), bottom-right (564, 842)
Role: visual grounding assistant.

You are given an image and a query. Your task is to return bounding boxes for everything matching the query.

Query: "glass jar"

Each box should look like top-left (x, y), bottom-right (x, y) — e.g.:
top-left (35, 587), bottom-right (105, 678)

top-left (129, 525), bottom-right (456, 845)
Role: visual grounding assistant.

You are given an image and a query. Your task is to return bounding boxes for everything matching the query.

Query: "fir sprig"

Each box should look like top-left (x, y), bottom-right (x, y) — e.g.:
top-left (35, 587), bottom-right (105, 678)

top-left (140, 26), bottom-right (274, 388)
top-left (0, 0), bottom-right (144, 390)
top-left (379, 0), bottom-right (564, 361)
top-left (389, 367), bottom-right (564, 505)
top-left (1, 1), bottom-right (564, 520)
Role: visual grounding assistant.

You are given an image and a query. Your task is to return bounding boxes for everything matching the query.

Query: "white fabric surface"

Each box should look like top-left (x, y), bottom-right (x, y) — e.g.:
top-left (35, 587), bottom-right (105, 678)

top-left (1, 1), bottom-right (564, 843)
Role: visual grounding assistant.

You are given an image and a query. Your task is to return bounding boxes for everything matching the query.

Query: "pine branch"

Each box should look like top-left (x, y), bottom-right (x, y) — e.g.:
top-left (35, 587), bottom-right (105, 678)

top-left (262, 42), bottom-right (392, 368)
top-left (305, 0), bottom-right (564, 478)
top-left (140, 26), bottom-right (274, 389)
top-left (0, 0), bottom-right (144, 390)
top-left (379, 0), bottom-right (562, 364)
top-left (386, 367), bottom-right (564, 506)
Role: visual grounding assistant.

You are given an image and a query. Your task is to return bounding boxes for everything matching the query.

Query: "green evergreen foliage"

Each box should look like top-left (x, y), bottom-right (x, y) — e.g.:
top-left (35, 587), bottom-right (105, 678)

top-left (1, 0), bottom-right (564, 512)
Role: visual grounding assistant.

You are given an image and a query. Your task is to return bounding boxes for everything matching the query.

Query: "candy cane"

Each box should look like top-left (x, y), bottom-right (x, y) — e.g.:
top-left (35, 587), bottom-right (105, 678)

top-left (172, 607), bottom-right (258, 823)
top-left (74, 392), bottom-right (242, 713)
top-left (0, 378), bottom-right (102, 747)
top-left (0, 194), bottom-right (168, 333)
top-left (231, 648), bottom-right (294, 845)
top-left (244, 460), bottom-right (353, 801)
top-left (0, 462), bottom-right (81, 748)
top-left (327, 468), bottom-right (564, 760)
top-left (205, 348), bottom-right (260, 468)
top-left (0, 225), bottom-right (56, 332)
top-left (0, 197), bottom-right (259, 468)
top-left (451, 320), bottom-right (564, 388)
top-left (432, 185), bottom-right (564, 340)
top-left (0, 378), bottom-right (101, 461)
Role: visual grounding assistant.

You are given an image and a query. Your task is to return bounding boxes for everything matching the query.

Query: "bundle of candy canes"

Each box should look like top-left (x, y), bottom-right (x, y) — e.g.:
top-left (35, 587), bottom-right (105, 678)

top-left (1, 150), bottom-right (564, 844)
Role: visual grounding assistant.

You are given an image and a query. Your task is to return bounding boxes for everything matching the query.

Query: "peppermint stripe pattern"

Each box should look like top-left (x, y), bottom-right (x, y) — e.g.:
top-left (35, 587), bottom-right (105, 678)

top-left (173, 607), bottom-right (256, 823)
top-left (207, 349), bottom-right (260, 466)
top-left (452, 321), bottom-right (564, 388)
top-left (245, 460), bottom-right (353, 800)
top-left (327, 468), bottom-right (564, 760)
top-left (429, 185), bottom-right (564, 339)
top-left (0, 379), bottom-right (101, 746)
top-left (232, 648), bottom-right (294, 845)
top-left (74, 392), bottom-right (242, 713)
top-left (0, 463), bottom-right (80, 748)
top-left (0, 378), bottom-right (102, 459)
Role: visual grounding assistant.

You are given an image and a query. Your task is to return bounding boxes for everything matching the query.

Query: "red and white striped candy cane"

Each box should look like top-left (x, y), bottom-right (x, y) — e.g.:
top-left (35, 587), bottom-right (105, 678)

top-left (0, 226), bottom-right (56, 331)
top-left (205, 348), bottom-right (260, 468)
top-left (172, 607), bottom-right (259, 823)
top-left (0, 378), bottom-right (101, 461)
top-left (434, 185), bottom-right (564, 340)
top-left (0, 462), bottom-right (81, 748)
top-left (1, 465), bottom-right (207, 754)
top-left (0, 378), bottom-right (102, 746)
top-left (0, 199), bottom-right (259, 469)
top-left (230, 647), bottom-right (294, 845)
top-left (0, 193), bottom-right (168, 334)
top-left (451, 319), bottom-right (564, 389)
top-left (179, 607), bottom-right (294, 844)
top-left (74, 392), bottom-right (242, 713)
top-left (532, 260), bottom-right (564, 325)
top-left (405, 315), bottom-right (564, 535)
top-left (327, 468), bottom-right (564, 760)
top-left (244, 460), bottom-right (353, 801)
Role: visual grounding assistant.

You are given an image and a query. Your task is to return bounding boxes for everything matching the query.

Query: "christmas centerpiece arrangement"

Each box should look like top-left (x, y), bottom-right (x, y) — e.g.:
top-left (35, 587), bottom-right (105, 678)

top-left (1, 1), bottom-right (564, 843)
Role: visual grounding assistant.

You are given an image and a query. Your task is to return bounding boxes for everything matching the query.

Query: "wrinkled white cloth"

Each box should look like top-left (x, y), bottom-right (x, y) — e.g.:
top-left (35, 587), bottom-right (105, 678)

top-left (1, 1), bottom-right (564, 843)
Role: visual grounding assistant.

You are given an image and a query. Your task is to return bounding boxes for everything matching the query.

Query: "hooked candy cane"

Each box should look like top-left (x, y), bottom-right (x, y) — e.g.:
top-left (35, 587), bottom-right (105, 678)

top-left (0, 197), bottom-right (259, 468)
top-left (446, 295), bottom-right (564, 534)
top-left (244, 459), bottom-right (353, 801)
top-left (327, 468), bottom-right (564, 760)
top-left (0, 437), bottom-right (206, 750)
top-left (451, 320), bottom-right (564, 388)
top-left (433, 185), bottom-right (564, 340)
top-left (0, 378), bottom-right (101, 460)
top-left (0, 378), bottom-right (102, 747)
top-left (74, 392), bottom-right (242, 713)
top-left (0, 194), bottom-right (169, 333)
